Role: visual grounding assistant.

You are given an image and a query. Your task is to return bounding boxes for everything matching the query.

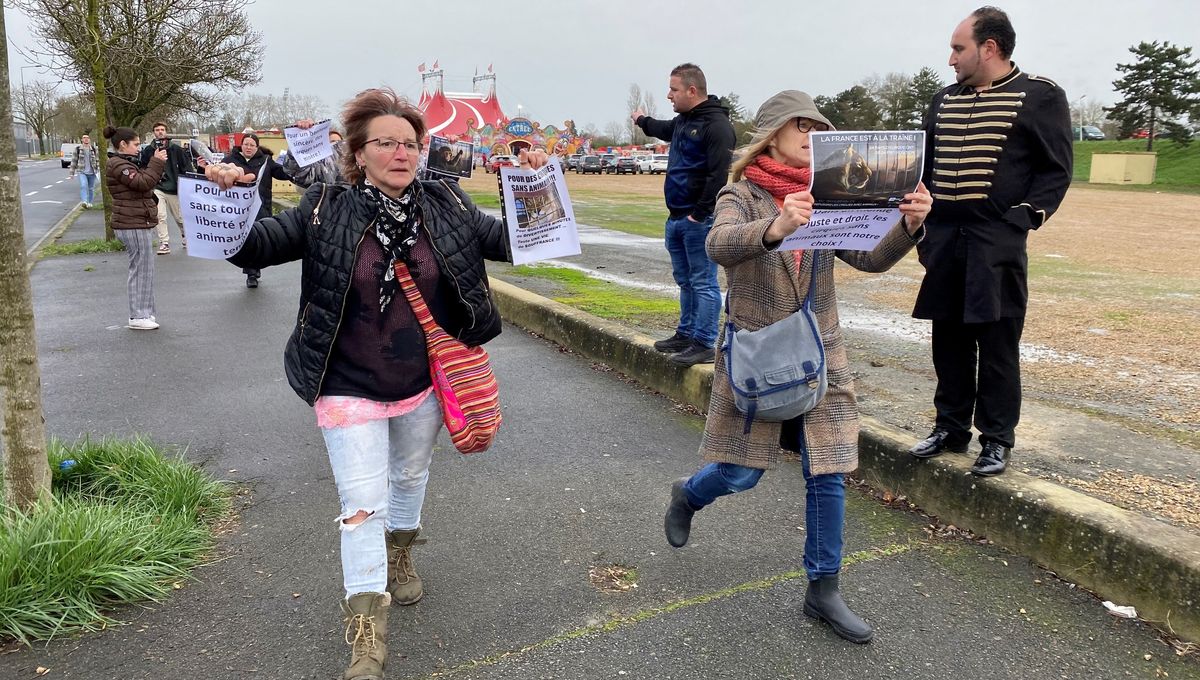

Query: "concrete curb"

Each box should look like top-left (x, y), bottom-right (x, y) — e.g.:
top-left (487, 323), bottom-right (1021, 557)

top-left (490, 277), bottom-right (1200, 643)
top-left (25, 203), bottom-right (85, 271)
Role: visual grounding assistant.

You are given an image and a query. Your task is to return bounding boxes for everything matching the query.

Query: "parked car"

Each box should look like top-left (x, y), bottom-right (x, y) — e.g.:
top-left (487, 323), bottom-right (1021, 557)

top-left (599, 154), bottom-right (617, 172)
top-left (566, 154), bottom-right (583, 171)
top-left (610, 156), bottom-right (636, 175)
top-left (578, 155), bottom-right (603, 174)
top-left (60, 142), bottom-right (77, 168)
top-left (1073, 125), bottom-right (1105, 141)
top-left (634, 155), bottom-right (655, 174)
top-left (487, 155), bottom-right (516, 173)
top-left (648, 154), bottom-right (669, 175)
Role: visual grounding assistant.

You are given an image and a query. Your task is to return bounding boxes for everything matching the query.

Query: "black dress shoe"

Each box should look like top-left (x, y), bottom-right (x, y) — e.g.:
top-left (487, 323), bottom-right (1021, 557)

top-left (970, 442), bottom-right (1011, 476)
top-left (669, 341), bottom-right (715, 366)
top-left (653, 332), bottom-right (692, 354)
top-left (664, 478), bottom-right (698, 548)
top-left (246, 275), bottom-right (259, 289)
top-left (803, 574), bottom-right (874, 644)
top-left (909, 428), bottom-right (970, 459)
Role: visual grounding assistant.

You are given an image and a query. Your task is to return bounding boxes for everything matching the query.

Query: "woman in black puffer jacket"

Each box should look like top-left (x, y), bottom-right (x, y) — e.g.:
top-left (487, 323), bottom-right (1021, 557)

top-left (221, 132), bottom-right (291, 287)
top-left (205, 87), bottom-right (544, 680)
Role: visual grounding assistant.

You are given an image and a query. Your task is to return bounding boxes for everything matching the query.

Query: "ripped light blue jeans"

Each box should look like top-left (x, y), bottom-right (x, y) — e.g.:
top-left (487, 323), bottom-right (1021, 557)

top-left (321, 393), bottom-right (442, 598)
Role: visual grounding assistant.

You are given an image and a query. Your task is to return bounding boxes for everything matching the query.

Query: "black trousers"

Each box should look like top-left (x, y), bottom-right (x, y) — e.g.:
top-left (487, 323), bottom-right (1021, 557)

top-left (931, 316), bottom-right (1025, 449)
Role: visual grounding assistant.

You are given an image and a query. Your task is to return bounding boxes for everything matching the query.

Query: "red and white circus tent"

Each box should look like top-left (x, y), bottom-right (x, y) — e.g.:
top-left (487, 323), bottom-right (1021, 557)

top-left (417, 61), bottom-right (506, 140)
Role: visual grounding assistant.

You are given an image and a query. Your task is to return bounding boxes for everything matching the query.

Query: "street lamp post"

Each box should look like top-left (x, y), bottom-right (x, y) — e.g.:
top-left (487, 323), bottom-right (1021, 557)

top-left (19, 65), bottom-right (39, 158)
top-left (1075, 94), bottom-right (1087, 141)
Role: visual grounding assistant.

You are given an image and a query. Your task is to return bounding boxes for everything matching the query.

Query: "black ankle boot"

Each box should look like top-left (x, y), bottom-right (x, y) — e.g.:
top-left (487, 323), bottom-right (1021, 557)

top-left (803, 574), bottom-right (874, 643)
top-left (664, 478), bottom-right (698, 548)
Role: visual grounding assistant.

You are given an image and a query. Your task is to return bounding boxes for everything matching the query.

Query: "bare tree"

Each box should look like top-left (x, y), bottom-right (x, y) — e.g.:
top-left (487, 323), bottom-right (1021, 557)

top-left (11, 80), bottom-right (61, 155)
top-left (627, 84), bottom-right (645, 145)
top-left (641, 89), bottom-right (659, 120)
top-left (17, 0), bottom-right (265, 130)
top-left (0, 10), bottom-right (52, 511)
top-left (214, 91), bottom-right (329, 130)
top-left (49, 93), bottom-right (97, 140)
top-left (604, 120), bottom-right (626, 146)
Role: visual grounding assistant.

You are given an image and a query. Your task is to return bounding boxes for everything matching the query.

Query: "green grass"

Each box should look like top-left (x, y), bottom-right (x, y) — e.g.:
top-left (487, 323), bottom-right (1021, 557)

top-left (1072, 139), bottom-right (1200, 192)
top-left (40, 238), bottom-right (124, 257)
top-left (0, 437), bottom-right (229, 644)
top-left (510, 264), bottom-right (678, 324)
top-left (463, 189), bottom-right (667, 238)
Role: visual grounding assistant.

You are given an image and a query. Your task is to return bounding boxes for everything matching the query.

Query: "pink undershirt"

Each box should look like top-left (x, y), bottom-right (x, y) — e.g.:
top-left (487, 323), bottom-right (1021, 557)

top-left (314, 388), bottom-right (435, 429)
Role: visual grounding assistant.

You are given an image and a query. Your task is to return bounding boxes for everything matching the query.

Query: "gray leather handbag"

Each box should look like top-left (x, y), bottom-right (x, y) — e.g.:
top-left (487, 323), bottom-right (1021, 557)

top-left (723, 251), bottom-right (828, 433)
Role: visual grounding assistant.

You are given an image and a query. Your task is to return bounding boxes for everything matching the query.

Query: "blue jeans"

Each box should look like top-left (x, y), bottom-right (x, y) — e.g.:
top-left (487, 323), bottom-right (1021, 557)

top-left (77, 172), bottom-right (97, 204)
top-left (320, 393), bottom-right (443, 597)
top-left (683, 459), bottom-right (846, 581)
top-left (664, 214), bottom-right (720, 347)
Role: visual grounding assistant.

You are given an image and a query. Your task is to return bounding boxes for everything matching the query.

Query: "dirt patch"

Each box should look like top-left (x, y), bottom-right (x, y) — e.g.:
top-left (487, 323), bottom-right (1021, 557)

top-left (588, 564), bottom-right (639, 593)
top-left (1065, 472), bottom-right (1200, 531)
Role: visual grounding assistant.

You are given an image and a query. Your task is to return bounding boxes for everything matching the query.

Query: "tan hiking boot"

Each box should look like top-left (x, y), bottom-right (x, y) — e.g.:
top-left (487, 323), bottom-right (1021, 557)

top-left (341, 592), bottom-right (389, 680)
top-left (386, 528), bottom-right (425, 605)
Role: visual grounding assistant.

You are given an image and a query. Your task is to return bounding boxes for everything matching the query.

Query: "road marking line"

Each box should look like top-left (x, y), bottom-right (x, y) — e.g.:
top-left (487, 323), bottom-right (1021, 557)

top-left (25, 191), bottom-right (38, 196)
top-left (43, 185), bottom-right (54, 189)
top-left (32, 200), bottom-right (64, 204)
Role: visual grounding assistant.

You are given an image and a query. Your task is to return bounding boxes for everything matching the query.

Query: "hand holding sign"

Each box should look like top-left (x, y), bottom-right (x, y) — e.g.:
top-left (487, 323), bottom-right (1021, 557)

top-left (897, 182), bottom-right (932, 235)
top-left (517, 148), bottom-right (550, 170)
top-left (765, 190), bottom-right (814, 243)
top-left (179, 173), bottom-right (262, 260)
top-left (205, 162), bottom-right (255, 190)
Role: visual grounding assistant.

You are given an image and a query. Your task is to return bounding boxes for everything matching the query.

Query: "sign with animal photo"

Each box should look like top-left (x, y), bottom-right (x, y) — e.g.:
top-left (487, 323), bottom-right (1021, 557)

top-left (499, 158), bottom-right (581, 265)
top-left (426, 136), bottom-right (474, 179)
top-left (779, 130), bottom-right (925, 252)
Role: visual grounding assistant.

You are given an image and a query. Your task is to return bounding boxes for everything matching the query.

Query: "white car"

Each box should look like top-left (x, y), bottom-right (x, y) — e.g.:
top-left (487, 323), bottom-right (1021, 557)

top-left (634, 155), bottom-right (654, 174)
top-left (648, 154), bottom-right (669, 175)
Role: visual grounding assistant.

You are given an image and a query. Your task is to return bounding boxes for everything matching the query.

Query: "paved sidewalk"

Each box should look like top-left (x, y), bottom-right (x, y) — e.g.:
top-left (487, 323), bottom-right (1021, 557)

top-left (4, 210), bottom-right (1198, 679)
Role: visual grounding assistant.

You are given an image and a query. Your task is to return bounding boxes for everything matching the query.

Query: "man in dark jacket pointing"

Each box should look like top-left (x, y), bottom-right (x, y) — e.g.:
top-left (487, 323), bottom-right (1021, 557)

top-left (633, 63), bottom-right (735, 366)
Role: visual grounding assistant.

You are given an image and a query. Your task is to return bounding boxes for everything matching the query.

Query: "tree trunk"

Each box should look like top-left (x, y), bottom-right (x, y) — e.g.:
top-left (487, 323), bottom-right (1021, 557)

top-left (88, 0), bottom-right (115, 240)
top-left (0, 10), bottom-right (51, 510)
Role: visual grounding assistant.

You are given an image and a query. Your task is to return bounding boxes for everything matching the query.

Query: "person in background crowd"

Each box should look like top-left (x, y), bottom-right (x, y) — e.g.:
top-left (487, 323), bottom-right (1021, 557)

top-left (69, 133), bottom-right (100, 208)
top-left (206, 87), bottom-right (546, 680)
top-left (663, 90), bottom-right (932, 645)
top-left (632, 62), bottom-right (736, 366)
top-left (104, 125), bottom-right (166, 330)
top-left (908, 6), bottom-right (1073, 477)
top-left (139, 122), bottom-right (194, 255)
top-left (281, 118), bottom-right (345, 189)
top-left (221, 132), bottom-right (292, 288)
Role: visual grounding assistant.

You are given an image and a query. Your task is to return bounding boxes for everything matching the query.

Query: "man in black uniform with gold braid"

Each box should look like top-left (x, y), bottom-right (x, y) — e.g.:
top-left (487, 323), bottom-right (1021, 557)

top-left (909, 6), bottom-right (1073, 476)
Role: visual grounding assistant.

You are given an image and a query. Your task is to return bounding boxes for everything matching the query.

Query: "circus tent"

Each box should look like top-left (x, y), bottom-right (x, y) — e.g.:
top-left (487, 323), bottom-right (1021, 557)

top-left (417, 62), bottom-right (506, 139)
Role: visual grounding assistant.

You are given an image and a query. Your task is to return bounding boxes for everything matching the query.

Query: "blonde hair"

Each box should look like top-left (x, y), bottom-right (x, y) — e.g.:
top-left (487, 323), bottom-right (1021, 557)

top-left (729, 125), bottom-right (781, 182)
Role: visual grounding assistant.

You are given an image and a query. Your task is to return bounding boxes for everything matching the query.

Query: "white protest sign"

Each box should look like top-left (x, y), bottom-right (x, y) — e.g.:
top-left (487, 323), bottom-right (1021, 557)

top-left (499, 157), bottom-right (581, 265)
top-left (779, 130), bottom-right (925, 252)
top-left (179, 174), bottom-right (262, 259)
top-left (282, 119), bottom-right (334, 167)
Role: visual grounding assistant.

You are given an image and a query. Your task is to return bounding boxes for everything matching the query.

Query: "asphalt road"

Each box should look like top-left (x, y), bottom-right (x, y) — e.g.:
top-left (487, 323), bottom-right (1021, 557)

top-left (18, 157), bottom-right (85, 253)
top-left (4, 212), bottom-right (1197, 679)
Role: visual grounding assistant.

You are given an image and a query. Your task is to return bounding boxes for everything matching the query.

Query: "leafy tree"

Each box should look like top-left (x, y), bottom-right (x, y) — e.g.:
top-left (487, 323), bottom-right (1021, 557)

top-left (1105, 40), bottom-right (1200, 150)
top-left (907, 67), bottom-right (947, 127)
top-left (0, 9), bottom-right (52, 511)
top-left (718, 92), bottom-right (755, 145)
top-left (862, 73), bottom-right (914, 130)
top-left (818, 86), bottom-right (883, 130)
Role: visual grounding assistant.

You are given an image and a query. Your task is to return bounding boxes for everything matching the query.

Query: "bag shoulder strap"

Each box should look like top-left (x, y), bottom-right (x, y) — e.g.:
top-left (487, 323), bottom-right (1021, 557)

top-left (394, 261), bottom-right (440, 335)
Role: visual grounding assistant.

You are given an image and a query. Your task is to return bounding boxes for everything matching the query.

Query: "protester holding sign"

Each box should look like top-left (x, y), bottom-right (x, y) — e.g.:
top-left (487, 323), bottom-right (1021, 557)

top-left (103, 125), bottom-right (167, 330)
top-left (205, 87), bottom-right (547, 680)
top-left (221, 133), bottom-right (292, 288)
top-left (662, 90), bottom-right (931, 645)
top-left (281, 118), bottom-right (345, 189)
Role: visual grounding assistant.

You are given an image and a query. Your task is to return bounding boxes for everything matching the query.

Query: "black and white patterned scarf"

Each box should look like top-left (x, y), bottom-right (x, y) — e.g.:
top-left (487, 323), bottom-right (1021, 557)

top-left (357, 179), bottom-right (423, 313)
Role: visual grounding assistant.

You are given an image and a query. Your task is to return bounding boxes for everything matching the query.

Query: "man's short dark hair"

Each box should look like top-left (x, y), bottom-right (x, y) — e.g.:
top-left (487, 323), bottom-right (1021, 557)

top-left (152, 121), bottom-right (168, 130)
top-left (971, 6), bottom-right (1016, 59)
top-left (670, 63), bottom-right (707, 95)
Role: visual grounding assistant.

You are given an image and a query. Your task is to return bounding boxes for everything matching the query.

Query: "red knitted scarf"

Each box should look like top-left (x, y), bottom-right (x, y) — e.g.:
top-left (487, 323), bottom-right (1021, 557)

top-left (743, 154), bottom-right (812, 199)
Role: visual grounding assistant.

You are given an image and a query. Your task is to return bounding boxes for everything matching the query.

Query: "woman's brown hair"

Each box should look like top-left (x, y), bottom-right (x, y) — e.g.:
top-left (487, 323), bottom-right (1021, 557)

top-left (339, 88), bottom-right (427, 184)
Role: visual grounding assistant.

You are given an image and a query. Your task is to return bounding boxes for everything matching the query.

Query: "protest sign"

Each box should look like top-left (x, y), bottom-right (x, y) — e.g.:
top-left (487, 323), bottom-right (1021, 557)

top-left (779, 130), bottom-right (925, 252)
top-left (499, 158), bottom-right (580, 265)
top-left (426, 136), bottom-right (474, 179)
top-left (179, 173), bottom-right (262, 260)
top-left (282, 119), bottom-right (334, 167)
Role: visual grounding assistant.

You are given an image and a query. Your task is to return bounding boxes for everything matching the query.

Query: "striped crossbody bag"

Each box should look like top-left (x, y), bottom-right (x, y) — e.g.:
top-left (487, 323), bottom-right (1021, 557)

top-left (393, 261), bottom-right (501, 454)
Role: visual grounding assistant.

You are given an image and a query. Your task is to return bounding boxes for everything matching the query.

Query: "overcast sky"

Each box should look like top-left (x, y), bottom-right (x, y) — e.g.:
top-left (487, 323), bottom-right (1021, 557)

top-left (6, 0), bottom-right (1197, 131)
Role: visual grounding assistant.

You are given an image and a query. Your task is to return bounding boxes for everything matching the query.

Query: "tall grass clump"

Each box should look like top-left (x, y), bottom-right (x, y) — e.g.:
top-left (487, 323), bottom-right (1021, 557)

top-left (0, 437), bottom-right (229, 644)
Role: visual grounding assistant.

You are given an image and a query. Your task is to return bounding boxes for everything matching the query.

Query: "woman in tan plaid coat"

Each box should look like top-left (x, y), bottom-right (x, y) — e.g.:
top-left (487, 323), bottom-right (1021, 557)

top-left (663, 91), bottom-right (932, 644)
